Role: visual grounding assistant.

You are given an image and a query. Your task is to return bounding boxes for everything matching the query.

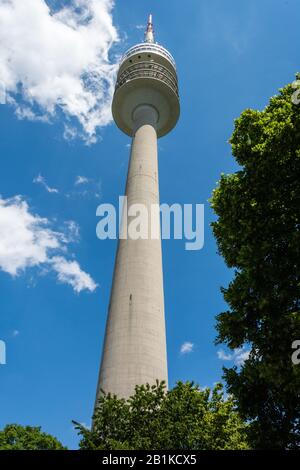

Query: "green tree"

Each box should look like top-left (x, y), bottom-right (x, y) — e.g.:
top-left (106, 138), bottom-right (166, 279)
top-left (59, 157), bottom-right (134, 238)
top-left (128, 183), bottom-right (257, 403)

top-left (0, 424), bottom-right (66, 450)
top-left (74, 381), bottom-right (249, 450)
top-left (211, 77), bottom-right (300, 449)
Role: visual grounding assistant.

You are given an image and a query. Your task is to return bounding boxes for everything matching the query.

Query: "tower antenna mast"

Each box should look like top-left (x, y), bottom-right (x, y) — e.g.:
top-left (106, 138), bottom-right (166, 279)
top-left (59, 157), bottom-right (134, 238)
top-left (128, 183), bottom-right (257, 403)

top-left (145, 13), bottom-right (154, 43)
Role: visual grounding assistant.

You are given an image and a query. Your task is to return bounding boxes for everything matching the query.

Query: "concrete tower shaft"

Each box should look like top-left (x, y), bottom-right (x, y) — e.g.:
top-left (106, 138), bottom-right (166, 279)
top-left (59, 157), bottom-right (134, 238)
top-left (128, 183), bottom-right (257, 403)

top-left (95, 16), bottom-right (180, 400)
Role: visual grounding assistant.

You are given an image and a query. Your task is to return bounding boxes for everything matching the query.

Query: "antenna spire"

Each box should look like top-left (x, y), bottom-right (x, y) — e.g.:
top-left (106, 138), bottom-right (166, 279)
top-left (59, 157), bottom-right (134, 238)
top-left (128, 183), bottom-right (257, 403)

top-left (144, 14), bottom-right (154, 43)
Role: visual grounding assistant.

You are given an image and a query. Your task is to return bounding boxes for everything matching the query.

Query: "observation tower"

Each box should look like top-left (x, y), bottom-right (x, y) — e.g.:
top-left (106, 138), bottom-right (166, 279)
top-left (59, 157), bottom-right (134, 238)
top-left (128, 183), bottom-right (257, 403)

top-left (95, 15), bottom-right (180, 400)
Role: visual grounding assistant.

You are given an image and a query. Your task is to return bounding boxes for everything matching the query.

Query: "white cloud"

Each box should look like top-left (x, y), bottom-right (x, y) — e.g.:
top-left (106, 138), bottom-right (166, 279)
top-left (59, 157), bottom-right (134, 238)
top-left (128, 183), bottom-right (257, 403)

top-left (63, 124), bottom-right (79, 142)
top-left (75, 176), bottom-right (89, 186)
top-left (64, 220), bottom-right (80, 243)
top-left (33, 174), bottom-right (101, 199)
top-left (0, 0), bottom-right (119, 142)
top-left (0, 196), bottom-right (60, 275)
top-left (0, 195), bottom-right (97, 293)
top-left (217, 350), bottom-right (233, 361)
top-left (69, 176), bottom-right (102, 199)
top-left (51, 256), bottom-right (97, 293)
top-left (33, 174), bottom-right (59, 194)
top-left (15, 106), bottom-right (50, 123)
top-left (234, 348), bottom-right (250, 366)
top-left (180, 342), bottom-right (194, 355)
top-left (217, 347), bottom-right (250, 366)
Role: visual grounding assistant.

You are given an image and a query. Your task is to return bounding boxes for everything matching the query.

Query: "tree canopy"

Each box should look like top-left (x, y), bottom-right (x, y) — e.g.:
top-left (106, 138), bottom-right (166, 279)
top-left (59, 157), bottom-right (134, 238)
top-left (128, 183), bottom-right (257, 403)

top-left (211, 77), bottom-right (300, 449)
top-left (74, 381), bottom-right (249, 450)
top-left (0, 424), bottom-right (66, 450)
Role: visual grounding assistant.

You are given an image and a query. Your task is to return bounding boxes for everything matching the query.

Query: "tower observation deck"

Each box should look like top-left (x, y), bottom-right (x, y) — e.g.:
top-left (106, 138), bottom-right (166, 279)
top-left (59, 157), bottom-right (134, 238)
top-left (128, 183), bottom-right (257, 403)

top-left (95, 15), bottom-right (180, 401)
top-left (112, 14), bottom-right (180, 137)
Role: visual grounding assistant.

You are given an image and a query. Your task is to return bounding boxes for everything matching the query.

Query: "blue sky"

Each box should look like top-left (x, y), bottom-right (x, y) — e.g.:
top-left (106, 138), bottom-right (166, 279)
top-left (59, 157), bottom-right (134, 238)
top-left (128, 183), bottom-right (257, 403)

top-left (0, 0), bottom-right (299, 449)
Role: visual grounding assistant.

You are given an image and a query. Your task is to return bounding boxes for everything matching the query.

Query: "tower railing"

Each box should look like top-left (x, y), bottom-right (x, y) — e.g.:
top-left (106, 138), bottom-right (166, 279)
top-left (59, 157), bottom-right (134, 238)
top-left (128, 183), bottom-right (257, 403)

top-left (120, 43), bottom-right (176, 69)
top-left (115, 62), bottom-right (179, 98)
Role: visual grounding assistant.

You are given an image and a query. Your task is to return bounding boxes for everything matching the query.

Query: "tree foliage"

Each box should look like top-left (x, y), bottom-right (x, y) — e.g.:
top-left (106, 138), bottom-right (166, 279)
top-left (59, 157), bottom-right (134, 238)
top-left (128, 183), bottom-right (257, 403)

top-left (74, 381), bottom-right (249, 450)
top-left (211, 77), bottom-right (300, 449)
top-left (0, 424), bottom-right (66, 450)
